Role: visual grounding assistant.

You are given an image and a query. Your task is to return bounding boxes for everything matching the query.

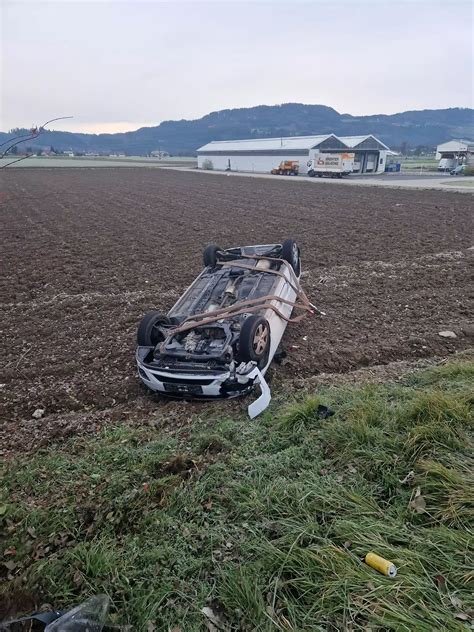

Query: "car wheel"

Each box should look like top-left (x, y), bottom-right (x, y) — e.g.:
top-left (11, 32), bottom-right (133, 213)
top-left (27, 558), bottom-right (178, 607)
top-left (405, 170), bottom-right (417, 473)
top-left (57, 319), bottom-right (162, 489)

top-left (137, 311), bottom-right (171, 346)
top-left (238, 315), bottom-right (271, 366)
top-left (203, 244), bottom-right (222, 268)
top-left (281, 238), bottom-right (301, 275)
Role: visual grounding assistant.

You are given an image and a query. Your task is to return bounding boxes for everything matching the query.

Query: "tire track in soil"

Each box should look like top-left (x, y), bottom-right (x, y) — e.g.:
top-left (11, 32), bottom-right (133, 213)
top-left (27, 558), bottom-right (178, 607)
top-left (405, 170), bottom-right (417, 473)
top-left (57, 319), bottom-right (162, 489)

top-left (1, 168), bottom-right (472, 455)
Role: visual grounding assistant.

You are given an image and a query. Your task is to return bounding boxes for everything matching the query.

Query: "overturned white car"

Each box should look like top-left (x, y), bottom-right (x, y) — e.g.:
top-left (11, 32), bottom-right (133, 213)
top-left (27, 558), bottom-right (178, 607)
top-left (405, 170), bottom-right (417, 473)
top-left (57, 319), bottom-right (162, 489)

top-left (136, 240), bottom-right (316, 418)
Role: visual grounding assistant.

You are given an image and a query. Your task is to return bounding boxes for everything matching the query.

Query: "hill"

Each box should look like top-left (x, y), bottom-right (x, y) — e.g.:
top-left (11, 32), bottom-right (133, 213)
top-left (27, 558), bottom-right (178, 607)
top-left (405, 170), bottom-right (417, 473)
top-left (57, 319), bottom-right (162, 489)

top-left (1, 103), bottom-right (472, 156)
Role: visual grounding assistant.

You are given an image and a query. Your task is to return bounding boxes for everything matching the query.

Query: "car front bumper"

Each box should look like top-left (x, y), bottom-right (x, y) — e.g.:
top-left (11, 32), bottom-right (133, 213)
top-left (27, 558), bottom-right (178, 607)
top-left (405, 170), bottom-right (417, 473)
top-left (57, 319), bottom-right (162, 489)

top-left (136, 347), bottom-right (272, 417)
top-left (136, 347), bottom-right (254, 399)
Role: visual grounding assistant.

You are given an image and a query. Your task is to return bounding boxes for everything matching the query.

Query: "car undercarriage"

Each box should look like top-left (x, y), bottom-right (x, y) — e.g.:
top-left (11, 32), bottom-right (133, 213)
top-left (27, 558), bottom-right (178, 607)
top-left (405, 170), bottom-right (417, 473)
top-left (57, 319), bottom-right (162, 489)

top-left (136, 241), bottom-right (318, 417)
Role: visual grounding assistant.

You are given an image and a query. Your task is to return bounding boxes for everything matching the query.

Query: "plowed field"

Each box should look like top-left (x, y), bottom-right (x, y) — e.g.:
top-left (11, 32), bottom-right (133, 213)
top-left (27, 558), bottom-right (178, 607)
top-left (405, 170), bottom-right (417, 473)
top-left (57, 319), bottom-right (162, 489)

top-left (1, 168), bottom-right (472, 455)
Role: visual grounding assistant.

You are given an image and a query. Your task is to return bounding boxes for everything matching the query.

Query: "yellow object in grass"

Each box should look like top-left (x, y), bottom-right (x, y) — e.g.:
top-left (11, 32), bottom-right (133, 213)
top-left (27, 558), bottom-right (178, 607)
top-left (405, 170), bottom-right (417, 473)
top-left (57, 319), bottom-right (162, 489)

top-left (365, 552), bottom-right (397, 577)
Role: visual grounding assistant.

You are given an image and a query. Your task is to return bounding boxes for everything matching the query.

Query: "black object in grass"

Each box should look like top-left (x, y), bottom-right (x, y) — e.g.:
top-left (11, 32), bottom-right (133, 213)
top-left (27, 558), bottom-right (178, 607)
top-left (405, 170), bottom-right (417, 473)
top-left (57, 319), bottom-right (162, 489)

top-left (317, 404), bottom-right (335, 419)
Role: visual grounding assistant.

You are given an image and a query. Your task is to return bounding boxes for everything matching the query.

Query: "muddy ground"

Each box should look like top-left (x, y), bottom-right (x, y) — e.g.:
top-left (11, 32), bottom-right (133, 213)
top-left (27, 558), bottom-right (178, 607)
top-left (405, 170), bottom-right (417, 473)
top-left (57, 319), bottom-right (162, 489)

top-left (1, 168), bottom-right (472, 456)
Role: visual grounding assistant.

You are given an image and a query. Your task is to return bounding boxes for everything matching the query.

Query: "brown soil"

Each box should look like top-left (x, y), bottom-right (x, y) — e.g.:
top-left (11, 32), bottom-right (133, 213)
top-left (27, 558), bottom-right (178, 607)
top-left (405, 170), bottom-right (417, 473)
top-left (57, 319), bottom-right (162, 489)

top-left (0, 589), bottom-right (38, 621)
top-left (0, 168), bottom-right (472, 456)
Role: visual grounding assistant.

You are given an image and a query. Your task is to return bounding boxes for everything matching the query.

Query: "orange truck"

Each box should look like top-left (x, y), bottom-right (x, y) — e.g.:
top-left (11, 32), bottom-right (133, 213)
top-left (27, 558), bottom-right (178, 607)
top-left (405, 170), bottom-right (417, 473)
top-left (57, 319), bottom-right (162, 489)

top-left (271, 160), bottom-right (299, 176)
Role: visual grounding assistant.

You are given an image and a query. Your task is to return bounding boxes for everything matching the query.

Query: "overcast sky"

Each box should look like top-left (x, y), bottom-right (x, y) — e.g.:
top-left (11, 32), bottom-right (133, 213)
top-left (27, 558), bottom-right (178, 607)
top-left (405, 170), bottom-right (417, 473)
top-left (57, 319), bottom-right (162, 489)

top-left (1, 0), bottom-right (473, 134)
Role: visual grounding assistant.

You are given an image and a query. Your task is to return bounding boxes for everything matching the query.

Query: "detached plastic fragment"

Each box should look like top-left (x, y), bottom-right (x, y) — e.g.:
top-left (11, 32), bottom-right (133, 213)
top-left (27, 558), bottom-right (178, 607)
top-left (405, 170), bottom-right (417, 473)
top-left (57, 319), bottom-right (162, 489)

top-left (45, 595), bottom-right (110, 631)
top-left (248, 368), bottom-right (271, 419)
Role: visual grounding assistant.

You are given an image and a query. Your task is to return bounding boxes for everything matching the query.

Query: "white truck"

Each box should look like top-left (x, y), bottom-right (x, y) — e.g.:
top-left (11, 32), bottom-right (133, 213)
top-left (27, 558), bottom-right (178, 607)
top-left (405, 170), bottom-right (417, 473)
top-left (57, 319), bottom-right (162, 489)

top-left (307, 152), bottom-right (355, 178)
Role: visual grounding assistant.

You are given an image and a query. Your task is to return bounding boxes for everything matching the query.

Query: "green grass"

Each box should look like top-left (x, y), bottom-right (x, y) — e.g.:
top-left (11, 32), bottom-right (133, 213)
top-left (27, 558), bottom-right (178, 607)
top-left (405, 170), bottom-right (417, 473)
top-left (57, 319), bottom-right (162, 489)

top-left (1, 357), bottom-right (473, 630)
top-left (399, 158), bottom-right (438, 171)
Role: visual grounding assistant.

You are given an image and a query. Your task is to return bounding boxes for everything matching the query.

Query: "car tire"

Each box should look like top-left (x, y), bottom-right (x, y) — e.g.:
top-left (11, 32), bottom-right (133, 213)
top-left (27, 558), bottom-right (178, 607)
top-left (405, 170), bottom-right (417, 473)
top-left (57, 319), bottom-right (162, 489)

top-left (238, 315), bottom-right (271, 366)
top-left (203, 244), bottom-right (222, 268)
top-left (281, 238), bottom-right (301, 276)
top-left (137, 311), bottom-right (171, 346)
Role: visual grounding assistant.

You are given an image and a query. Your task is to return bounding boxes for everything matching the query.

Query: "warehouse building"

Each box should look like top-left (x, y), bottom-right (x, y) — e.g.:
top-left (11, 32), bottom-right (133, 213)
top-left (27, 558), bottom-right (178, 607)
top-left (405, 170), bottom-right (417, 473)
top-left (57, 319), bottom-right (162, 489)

top-left (436, 139), bottom-right (474, 168)
top-left (197, 133), bottom-right (390, 174)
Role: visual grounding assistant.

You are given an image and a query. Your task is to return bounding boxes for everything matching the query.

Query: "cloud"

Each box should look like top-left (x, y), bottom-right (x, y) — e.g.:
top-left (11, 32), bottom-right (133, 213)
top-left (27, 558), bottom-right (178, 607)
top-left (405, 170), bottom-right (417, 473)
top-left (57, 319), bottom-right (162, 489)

top-left (1, 0), bottom-right (472, 133)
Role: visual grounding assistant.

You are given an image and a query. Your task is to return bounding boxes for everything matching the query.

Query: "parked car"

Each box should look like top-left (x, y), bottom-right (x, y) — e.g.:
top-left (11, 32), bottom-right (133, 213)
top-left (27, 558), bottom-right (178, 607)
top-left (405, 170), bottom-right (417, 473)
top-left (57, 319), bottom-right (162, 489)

top-left (136, 240), bottom-right (316, 418)
top-left (450, 164), bottom-right (466, 176)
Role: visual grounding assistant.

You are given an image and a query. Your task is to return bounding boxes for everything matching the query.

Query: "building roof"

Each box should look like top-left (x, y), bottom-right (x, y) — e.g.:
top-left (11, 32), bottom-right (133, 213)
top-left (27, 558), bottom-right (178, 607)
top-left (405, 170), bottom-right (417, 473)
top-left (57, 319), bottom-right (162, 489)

top-left (197, 134), bottom-right (335, 153)
top-left (338, 135), bottom-right (371, 147)
top-left (197, 133), bottom-right (390, 153)
top-left (339, 135), bottom-right (390, 150)
top-left (437, 139), bottom-right (474, 152)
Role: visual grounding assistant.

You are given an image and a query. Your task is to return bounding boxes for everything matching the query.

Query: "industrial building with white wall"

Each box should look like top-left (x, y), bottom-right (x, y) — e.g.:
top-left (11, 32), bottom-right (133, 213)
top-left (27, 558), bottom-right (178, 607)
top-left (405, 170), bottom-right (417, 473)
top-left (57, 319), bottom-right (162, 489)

top-left (436, 139), bottom-right (474, 170)
top-left (197, 134), bottom-right (390, 175)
